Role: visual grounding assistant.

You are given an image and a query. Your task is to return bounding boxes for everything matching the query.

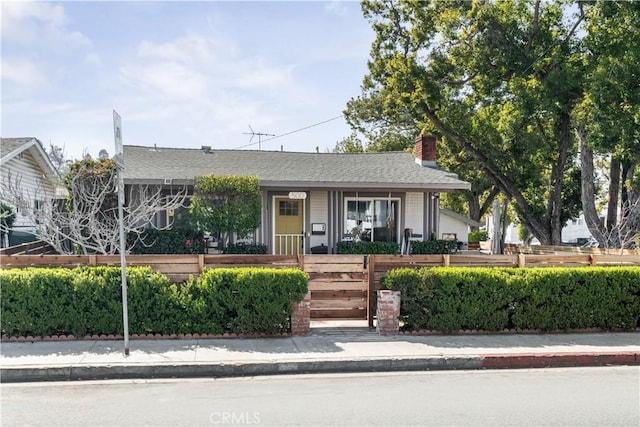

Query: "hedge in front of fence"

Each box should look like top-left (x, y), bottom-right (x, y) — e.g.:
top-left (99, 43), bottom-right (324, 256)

top-left (382, 267), bottom-right (640, 332)
top-left (409, 240), bottom-right (458, 254)
top-left (337, 241), bottom-right (399, 254)
top-left (128, 229), bottom-right (207, 254)
top-left (223, 243), bottom-right (268, 254)
top-left (0, 266), bottom-right (308, 337)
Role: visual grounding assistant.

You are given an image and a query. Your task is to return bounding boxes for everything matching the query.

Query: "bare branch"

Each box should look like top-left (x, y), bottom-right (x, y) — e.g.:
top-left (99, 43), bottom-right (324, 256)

top-left (1, 167), bottom-right (189, 255)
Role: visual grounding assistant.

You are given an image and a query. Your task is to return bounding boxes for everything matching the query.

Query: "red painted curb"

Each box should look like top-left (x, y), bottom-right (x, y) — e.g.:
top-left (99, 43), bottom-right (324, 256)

top-left (482, 352), bottom-right (640, 369)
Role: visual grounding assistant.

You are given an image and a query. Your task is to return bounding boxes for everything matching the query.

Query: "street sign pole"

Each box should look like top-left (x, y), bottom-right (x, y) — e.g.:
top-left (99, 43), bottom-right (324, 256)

top-left (113, 110), bottom-right (130, 356)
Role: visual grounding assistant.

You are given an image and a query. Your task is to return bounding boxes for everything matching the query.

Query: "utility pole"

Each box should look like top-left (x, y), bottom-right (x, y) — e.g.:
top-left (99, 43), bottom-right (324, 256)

top-left (243, 125), bottom-right (274, 150)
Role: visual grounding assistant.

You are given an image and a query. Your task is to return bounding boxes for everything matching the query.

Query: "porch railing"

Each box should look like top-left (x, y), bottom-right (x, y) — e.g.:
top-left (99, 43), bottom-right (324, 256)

top-left (274, 234), bottom-right (303, 255)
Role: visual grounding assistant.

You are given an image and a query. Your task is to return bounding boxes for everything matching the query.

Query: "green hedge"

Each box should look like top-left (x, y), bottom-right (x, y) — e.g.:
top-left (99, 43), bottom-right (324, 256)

top-left (0, 266), bottom-right (308, 337)
top-left (382, 267), bottom-right (640, 332)
top-left (410, 240), bottom-right (458, 254)
top-left (223, 243), bottom-right (268, 254)
top-left (337, 241), bottom-right (399, 254)
top-left (128, 229), bottom-right (206, 254)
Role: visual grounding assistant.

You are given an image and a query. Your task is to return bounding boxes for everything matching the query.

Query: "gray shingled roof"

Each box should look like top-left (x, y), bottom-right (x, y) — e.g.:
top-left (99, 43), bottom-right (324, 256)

top-left (440, 208), bottom-right (483, 227)
top-left (1, 137), bottom-right (37, 158)
top-left (123, 145), bottom-right (470, 190)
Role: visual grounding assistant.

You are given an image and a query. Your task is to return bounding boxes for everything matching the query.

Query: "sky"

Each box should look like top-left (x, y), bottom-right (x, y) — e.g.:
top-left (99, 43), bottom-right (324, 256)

top-left (1, 0), bottom-right (375, 161)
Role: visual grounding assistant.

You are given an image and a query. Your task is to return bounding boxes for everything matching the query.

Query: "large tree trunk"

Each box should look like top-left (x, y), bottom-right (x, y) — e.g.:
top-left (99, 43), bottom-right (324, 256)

top-left (546, 114), bottom-right (571, 245)
top-left (619, 159), bottom-right (640, 249)
top-left (578, 128), bottom-right (607, 246)
top-left (464, 186), bottom-right (499, 226)
top-left (606, 157), bottom-right (621, 230)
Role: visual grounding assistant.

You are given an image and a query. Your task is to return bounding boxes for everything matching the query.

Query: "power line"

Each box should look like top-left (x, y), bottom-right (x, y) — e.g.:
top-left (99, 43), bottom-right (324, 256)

top-left (235, 115), bottom-right (343, 149)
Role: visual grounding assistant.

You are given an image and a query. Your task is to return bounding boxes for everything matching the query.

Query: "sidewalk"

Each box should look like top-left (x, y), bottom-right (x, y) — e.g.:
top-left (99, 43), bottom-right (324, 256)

top-left (2, 322), bottom-right (639, 383)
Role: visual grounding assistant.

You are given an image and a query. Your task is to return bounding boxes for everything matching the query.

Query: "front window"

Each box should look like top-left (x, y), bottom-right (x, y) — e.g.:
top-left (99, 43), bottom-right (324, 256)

top-left (344, 197), bottom-right (399, 242)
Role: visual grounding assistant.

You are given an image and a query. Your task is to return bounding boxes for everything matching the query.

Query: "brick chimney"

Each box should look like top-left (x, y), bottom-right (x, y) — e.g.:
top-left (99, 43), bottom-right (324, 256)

top-left (415, 135), bottom-right (437, 167)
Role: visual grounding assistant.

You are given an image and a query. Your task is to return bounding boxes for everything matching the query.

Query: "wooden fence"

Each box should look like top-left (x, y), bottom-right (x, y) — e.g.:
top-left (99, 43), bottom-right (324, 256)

top-left (364, 253), bottom-right (640, 326)
top-left (2, 252), bottom-right (638, 323)
top-left (504, 243), bottom-right (639, 256)
top-left (0, 240), bottom-right (56, 256)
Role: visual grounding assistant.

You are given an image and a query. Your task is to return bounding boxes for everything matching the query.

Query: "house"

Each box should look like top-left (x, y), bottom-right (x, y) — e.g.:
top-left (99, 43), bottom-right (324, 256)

top-left (123, 136), bottom-right (471, 254)
top-left (439, 208), bottom-right (482, 246)
top-left (0, 137), bottom-right (64, 246)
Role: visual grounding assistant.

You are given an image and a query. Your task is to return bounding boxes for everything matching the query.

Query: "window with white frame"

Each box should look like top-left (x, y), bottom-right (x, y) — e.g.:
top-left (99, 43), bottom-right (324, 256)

top-left (344, 197), bottom-right (400, 242)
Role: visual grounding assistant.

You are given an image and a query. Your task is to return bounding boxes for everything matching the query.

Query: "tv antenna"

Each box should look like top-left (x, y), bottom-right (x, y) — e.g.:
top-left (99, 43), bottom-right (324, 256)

top-left (243, 125), bottom-right (274, 150)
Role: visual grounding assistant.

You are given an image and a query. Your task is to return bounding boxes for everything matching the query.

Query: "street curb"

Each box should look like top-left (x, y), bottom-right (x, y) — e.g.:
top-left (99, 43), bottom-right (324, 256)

top-left (0, 356), bottom-right (484, 383)
top-left (2, 352), bottom-right (638, 383)
top-left (482, 352), bottom-right (640, 369)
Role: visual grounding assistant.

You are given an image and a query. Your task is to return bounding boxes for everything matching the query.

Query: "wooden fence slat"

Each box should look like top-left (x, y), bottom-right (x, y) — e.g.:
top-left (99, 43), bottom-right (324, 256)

top-left (306, 272), bottom-right (367, 280)
top-left (311, 299), bottom-right (367, 310)
top-left (304, 263), bottom-right (366, 273)
top-left (311, 308), bottom-right (366, 319)
top-left (304, 255), bottom-right (365, 264)
top-left (311, 290), bottom-right (367, 299)
top-left (308, 281), bottom-right (367, 291)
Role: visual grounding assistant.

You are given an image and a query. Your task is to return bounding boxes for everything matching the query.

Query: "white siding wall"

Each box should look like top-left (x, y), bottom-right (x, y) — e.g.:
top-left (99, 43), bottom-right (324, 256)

top-left (1, 151), bottom-right (56, 230)
top-left (405, 192), bottom-right (423, 236)
top-left (439, 214), bottom-right (470, 242)
top-left (309, 190), bottom-right (328, 247)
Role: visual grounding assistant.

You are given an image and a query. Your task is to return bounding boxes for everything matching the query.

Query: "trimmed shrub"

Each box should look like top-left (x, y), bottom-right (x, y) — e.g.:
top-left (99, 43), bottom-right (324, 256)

top-left (410, 240), bottom-right (458, 254)
top-left (337, 241), bottom-right (399, 254)
top-left (0, 266), bottom-right (308, 337)
top-left (193, 268), bottom-right (308, 334)
top-left (383, 267), bottom-right (640, 332)
top-left (128, 229), bottom-right (206, 254)
top-left (223, 243), bottom-right (268, 254)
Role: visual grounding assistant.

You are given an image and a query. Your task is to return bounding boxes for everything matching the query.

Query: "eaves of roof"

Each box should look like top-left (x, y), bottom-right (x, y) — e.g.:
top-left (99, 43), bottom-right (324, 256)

top-left (440, 208), bottom-right (482, 227)
top-left (0, 137), bottom-right (61, 186)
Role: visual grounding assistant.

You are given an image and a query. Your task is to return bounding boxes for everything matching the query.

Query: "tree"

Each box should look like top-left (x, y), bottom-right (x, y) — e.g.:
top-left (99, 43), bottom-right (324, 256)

top-left (47, 143), bottom-right (73, 176)
top-left (190, 175), bottom-right (262, 250)
top-left (576, 1), bottom-right (640, 249)
top-left (353, 0), bottom-right (591, 244)
top-left (339, 95), bottom-right (499, 224)
top-left (0, 158), bottom-right (188, 254)
top-left (0, 202), bottom-right (16, 247)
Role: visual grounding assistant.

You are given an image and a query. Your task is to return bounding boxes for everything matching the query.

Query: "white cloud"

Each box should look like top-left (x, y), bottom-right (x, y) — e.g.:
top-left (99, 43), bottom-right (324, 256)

top-left (324, 1), bottom-right (349, 17)
top-left (0, 58), bottom-right (46, 85)
top-left (85, 53), bottom-right (102, 66)
top-left (234, 63), bottom-right (295, 89)
top-left (1, 1), bottom-right (90, 48)
top-left (120, 61), bottom-right (209, 102)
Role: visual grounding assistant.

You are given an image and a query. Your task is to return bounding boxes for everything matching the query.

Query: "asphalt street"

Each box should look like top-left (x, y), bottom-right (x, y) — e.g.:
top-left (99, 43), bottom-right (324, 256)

top-left (2, 366), bottom-right (638, 426)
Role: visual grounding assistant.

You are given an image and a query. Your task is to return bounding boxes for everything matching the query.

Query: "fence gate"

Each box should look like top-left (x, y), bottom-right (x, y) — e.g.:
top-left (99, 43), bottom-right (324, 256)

top-left (303, 255), bottom-right (368, 320)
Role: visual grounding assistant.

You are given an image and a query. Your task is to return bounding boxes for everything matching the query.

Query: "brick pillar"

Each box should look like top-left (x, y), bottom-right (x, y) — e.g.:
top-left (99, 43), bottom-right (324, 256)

top-left (376, 290), bottom-right (400, 335)
top-left (291, 292), bottom-right (311, 336)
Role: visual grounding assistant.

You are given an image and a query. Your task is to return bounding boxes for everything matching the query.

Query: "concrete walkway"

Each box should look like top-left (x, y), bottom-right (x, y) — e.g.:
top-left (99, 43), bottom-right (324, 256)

top-left (2, 323), bottom-right (639, 383)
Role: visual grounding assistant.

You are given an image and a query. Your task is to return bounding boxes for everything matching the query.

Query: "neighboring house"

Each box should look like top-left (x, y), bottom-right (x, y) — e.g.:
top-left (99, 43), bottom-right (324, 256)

top-left (123, 136), bottom-right (471, 255)
top-left (503, 213), bottom-right (604, 246)
top-left (439, 208), bottom-right (482, 245)
top-left (0, 137), bottom-right (64, 246)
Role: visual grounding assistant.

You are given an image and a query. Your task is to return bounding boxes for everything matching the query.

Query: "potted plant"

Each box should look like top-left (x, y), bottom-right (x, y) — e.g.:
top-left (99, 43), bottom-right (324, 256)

top-left (468, 230), bottom-right (488, 251)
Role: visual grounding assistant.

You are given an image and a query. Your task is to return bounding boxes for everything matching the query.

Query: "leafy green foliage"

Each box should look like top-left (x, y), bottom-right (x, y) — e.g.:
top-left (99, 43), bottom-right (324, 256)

top-left (223, 243), bottom-right (268, 254)
top-left (128, 229), bottom-right (206, 254)
top-left (0, 266), bottom-right (308, 337)
top-left (468, 231), bottom-right (489, 243)
top-left (190, 175), bottom-right (261, 249)
top-left (337, 241), bottom-right (399, 254)
top-left (193, 268), bottom-right (308, 334)
top-left (383, 267), bottom-right (640, 332)
top-left (354, 0), bottom-right (616, 244)
top-left (0, 202), bottom-right (16, 240)
top-left (410, 240), bottom-right (457, 254)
